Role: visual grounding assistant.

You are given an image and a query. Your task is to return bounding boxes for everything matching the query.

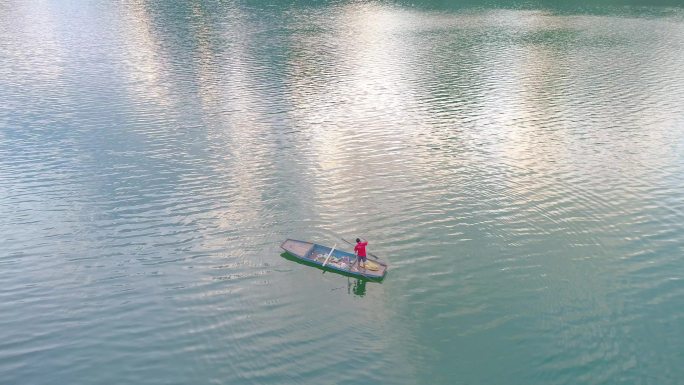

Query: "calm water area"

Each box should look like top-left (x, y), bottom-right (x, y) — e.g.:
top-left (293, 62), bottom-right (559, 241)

top-left (1, 1), bottom-right (683, 384)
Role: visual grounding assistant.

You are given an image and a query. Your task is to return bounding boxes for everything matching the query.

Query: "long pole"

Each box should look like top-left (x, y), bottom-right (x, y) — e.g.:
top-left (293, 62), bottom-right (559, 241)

top-left (350, 252), bottom-right (358, 271)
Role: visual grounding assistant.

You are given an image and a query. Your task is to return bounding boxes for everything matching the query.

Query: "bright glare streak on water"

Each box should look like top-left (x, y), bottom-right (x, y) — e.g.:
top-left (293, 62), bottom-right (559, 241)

top-left (1, 1), bottom-right (683, 384)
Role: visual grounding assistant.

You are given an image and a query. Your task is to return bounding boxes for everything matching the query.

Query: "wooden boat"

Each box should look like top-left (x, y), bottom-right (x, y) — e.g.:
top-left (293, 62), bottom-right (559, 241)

top-left (280, 239), bottom-right (388, 280)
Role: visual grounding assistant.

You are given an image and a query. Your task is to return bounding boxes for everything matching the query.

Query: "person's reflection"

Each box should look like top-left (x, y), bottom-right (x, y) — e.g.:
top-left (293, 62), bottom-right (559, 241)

top-left (352, 278), bottom-right (367, 297)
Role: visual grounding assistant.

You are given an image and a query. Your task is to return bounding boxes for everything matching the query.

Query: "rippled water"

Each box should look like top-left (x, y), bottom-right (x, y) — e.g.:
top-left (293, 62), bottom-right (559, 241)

top-left (1, 1), bottom-right (683, 384)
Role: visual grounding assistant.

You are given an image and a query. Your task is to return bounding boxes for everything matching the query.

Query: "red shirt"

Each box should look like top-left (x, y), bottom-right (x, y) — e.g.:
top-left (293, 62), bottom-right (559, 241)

top-left (354, 242), bottom-right (368, 257)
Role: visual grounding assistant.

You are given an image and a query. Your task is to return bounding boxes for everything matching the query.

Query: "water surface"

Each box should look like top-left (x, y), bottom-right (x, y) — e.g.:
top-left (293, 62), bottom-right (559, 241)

top-left (1, 1), bottom-right (683, 384)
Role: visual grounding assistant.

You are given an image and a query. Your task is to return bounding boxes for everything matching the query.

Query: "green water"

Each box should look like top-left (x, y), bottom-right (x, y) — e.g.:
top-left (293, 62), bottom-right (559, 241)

top-left (1, 1), bottom-right (683, 384)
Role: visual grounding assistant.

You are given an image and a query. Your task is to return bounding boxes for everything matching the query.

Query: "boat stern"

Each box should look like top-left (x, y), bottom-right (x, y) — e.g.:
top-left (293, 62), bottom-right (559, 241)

top-left (280, 239), bottom-right (314, 258)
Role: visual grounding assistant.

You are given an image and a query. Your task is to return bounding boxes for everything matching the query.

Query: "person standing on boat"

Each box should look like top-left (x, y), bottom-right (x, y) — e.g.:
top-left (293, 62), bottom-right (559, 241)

top-left (354, 238), bottom-right (369, 269)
